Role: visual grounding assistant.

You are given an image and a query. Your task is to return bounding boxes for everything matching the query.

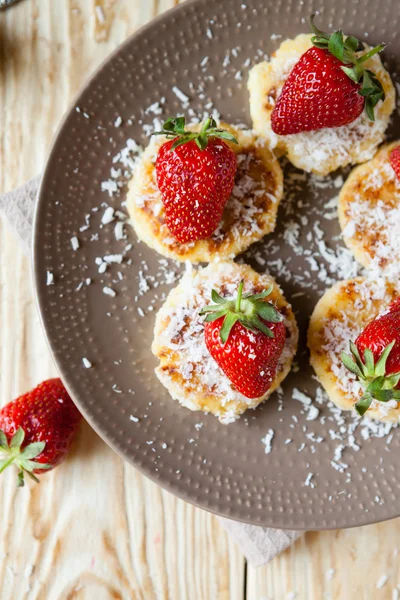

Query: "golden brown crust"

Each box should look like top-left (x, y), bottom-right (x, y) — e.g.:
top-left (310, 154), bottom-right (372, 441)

top-left (338, 141), bottom-right (400, 274)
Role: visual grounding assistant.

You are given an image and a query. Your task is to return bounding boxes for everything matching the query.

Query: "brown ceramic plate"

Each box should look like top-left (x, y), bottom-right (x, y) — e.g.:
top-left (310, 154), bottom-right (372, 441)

top-left (33, 0), bottom-right (400, 530)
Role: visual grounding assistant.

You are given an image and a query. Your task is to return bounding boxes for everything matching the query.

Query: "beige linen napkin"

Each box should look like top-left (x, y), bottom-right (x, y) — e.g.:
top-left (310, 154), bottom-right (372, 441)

top-left (0, 177), bottom-right (301, 567)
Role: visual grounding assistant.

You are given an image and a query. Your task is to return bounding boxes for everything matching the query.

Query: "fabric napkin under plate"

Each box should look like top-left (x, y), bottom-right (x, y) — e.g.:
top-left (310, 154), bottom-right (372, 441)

top-left (0, 177), bottom-right (302, 567)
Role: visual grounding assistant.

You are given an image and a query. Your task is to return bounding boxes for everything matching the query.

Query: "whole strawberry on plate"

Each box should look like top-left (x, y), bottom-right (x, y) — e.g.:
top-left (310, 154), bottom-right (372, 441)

top-left (271, 14), bottom-right (386, 135)
top-left (342, 299), bottom-right (400, 416)
top-left (200, 281), bottom-right (286, 398)
top-left (0, 378), bottom-right (82, 486)
top-left (154, 116), bottom-right (238, 243)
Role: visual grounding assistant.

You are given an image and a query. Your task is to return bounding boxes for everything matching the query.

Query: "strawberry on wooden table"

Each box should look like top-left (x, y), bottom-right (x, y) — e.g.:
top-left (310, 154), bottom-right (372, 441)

top-left (390, 146), bottom-right (400, 180)
top-left (154, 116), bottom-right (238, 243)
top-left (342, 299), bottom-right (400, 416)
top-left (200, 281), bottom-right (286, 399)
top-left (0, 378), bottom-right (82, 486)
top-left (271, 14), bottom-right (386, 135)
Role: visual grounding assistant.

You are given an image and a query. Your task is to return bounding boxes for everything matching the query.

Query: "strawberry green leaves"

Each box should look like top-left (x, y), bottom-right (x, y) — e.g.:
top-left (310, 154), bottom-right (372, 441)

top-left (341, 341), bottom-right (400, 416)
top-left (0, 427), bottom-right (51, 487)
top-left (358, 70), bottom-right (385, 121)
top-left (153, 116), bottom-right (238, 151)
top-left (309, 13), bottom-right (385, 121)
top-left (200, 281), bottom-right (283, 344)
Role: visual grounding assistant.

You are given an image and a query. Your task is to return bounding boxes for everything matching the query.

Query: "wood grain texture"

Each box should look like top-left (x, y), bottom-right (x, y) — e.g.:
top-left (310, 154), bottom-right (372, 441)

top-left (0, 1), bottom-right (243, 599)
top-left (247, 525), bottom-right (400, 599)
top-left (1, 1), bottom-right (400, 599)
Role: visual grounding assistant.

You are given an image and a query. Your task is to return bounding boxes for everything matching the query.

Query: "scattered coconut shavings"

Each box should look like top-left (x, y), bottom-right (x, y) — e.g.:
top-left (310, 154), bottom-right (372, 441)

top-left (292, 388), bottom-right (312, 406)
top-left (262, 383), bottom-right (398, 486)
top-left (103, 286), bottom-right (116, 297)
top-left (103, 254), bottom-right (123, 264)
top-left (70, 236), bottom-right (80, 251)
top-left (101, 207), bottom-right (115, 223)
top-left (304, 473), bottom-right (315, 488)
top-left (342, 160), bottom-right (400, 278)
top-left (261, 429), bottom-right (274, 454)
top-left (56, 39), bottom-right (400, 500)
top-left (114, 221), bottom-right (125, 240)
top-left (377, 575), bottom-right (389, 589)
top-left (82, 357), bottom-right (92, 369)
top-left (101, 139), bottom-right (143, 198)
top-left (46, 271), bottom-right (54, 286)
top-left (306, 405), bottom-right (319, 421)
top-left (172, 85), bottom-right (190, 104)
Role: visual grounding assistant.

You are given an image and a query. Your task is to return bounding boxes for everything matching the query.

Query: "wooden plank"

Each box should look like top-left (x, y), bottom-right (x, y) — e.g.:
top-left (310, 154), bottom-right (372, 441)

top-left (247, 523), bottom-right (400, 599)
top-left (0, 1), bottom-right (245, 598)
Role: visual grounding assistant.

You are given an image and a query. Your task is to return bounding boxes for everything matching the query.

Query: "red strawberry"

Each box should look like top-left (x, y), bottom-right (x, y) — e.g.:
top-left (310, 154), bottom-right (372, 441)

top-left (341, 299), bottom-right (400, 415)
top-left (154, 116), bottom-right (238, 243)
top-left (390, 146), bottom-right (400, 181)
top-left (0, 378), bottom-right (82, 486)
top-left (271, 15), bottom-right (385, 135)
top-left (200, 281), bottom-right (286, 398)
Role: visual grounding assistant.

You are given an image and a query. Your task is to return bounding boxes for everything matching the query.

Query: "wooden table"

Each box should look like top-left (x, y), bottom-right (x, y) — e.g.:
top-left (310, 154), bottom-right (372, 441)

top-left (0, 1), bottom-right (399, 598)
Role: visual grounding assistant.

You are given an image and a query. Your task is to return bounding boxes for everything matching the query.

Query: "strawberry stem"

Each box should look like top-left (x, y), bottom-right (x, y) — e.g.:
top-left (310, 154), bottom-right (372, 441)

top-left (0, 427), bottom-right (51, 487)
top-left (0, 455), bottom-right (17, 474)
top-left (200, 282), bottom-right (283, 344)
top-left (236, 281), bottom-right (244, 312)
top-left (356, 43), bottom-right (386, 65)
top-left (341, 340), bottom-right (400, 416)
top-left (152, 116), bottom-right (239, 151)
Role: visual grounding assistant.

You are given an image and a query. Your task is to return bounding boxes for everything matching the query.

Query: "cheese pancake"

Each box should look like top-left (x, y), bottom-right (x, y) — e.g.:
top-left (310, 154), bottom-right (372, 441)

top-left (248, 34), bottom-right (395, 176)
top-left (152, 261), bottom-right (298, 424)
top-left (308, 277), bottom-right (400, 423)
top-left (127, 124), bottom-right (283, 262)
